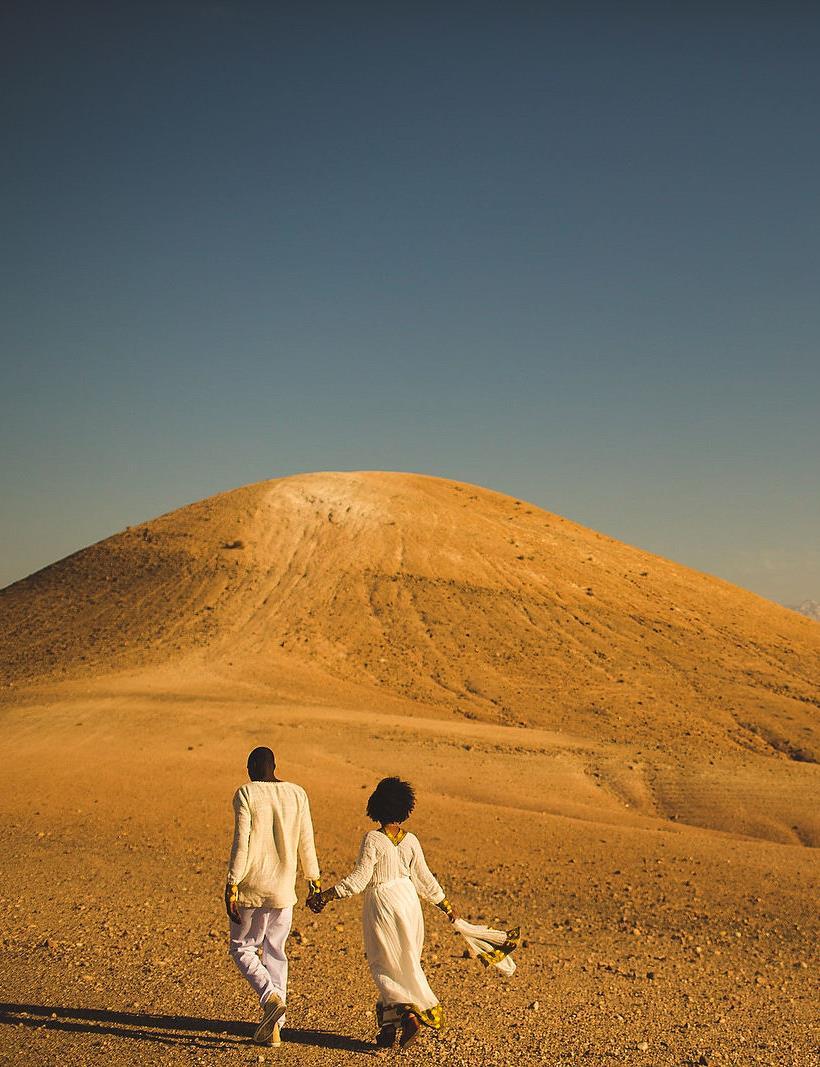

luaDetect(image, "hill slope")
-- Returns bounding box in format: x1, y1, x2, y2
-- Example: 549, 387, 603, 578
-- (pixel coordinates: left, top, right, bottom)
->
2, 472, 818, 755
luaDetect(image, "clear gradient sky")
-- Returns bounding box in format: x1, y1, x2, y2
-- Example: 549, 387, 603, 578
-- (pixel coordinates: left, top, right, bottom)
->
2, 3, 818, 604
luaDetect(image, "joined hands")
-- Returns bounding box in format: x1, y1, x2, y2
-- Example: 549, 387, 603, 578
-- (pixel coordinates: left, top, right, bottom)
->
306, 887, 336, 913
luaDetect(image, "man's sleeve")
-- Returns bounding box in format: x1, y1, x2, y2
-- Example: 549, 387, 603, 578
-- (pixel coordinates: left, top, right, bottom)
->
226, 788, 251, 885
298, 792, 320, 882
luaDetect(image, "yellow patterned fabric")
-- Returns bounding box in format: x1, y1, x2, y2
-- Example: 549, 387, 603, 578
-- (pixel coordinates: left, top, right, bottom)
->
380, 825, 407, 845
453, 919, 521, 976
475, 926, 520, 967
377, 1001, 444, 1030
416, 1003, 444, 1029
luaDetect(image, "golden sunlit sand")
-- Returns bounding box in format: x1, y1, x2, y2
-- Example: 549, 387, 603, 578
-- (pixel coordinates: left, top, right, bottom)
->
1, 473, 817, 1065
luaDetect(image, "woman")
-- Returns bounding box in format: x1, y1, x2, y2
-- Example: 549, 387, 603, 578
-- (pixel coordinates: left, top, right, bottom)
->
311, 777, 457, 1049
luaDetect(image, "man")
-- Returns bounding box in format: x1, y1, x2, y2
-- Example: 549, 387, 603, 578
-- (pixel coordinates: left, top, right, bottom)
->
225, 746, 321, 1046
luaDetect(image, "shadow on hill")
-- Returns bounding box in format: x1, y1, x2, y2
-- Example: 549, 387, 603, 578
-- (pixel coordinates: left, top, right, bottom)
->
0, 1002, 375, 1054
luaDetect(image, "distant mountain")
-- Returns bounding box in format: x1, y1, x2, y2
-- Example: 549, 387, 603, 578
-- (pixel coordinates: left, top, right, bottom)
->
789, 599, 820, 622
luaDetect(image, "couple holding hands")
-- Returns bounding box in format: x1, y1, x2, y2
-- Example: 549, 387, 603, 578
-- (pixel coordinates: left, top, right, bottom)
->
225, 746, 518, 1050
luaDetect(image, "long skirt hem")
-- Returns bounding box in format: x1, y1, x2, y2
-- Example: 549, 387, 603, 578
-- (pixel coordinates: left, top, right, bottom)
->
376, 1001, 444, 1030
363, 878, 439, 1018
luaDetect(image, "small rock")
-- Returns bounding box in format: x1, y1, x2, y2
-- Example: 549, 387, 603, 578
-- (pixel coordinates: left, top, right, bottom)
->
637, 1040, 649, 1051
528, 1001, 540, 1011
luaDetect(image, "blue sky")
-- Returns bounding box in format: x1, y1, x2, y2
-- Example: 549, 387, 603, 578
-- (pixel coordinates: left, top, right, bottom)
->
2, 3, 818, 603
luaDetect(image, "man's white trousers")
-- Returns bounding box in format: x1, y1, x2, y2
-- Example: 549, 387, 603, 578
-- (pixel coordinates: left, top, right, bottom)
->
229, 905, 293, 1017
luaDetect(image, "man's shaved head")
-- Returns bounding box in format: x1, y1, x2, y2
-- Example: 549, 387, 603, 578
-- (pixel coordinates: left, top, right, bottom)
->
247, 746, 276, 781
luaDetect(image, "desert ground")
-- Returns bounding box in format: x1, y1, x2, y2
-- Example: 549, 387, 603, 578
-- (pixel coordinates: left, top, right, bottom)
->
1, 472, 818, 1066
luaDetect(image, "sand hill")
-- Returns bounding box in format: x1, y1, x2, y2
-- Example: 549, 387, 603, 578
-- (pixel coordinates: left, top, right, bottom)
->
1, 473, 818, 1066
2, 471, 818, 846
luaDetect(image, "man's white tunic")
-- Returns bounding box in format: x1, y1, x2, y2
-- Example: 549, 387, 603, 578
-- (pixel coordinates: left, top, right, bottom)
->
227, 780, 320, 908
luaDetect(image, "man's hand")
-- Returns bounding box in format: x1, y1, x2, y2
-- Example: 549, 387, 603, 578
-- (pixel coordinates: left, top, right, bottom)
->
307, 889, 329, 913
304, 879, 322, 913
224, 882, 240, 924
437, 897, 458, 923
306, 878, 323, 913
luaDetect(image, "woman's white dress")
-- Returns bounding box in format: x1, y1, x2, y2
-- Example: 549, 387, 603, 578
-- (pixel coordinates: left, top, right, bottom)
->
333, 829, 445, 1020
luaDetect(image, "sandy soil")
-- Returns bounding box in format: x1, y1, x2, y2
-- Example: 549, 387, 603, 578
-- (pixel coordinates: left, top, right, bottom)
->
0, 473, 818, 1065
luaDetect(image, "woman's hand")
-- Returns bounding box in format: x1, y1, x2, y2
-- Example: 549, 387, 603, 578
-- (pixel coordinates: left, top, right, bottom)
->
436, 897, 457, 922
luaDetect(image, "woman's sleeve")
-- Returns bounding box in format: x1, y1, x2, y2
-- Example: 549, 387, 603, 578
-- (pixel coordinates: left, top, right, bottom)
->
334, 834, 378, 898
408, 836, 446, 904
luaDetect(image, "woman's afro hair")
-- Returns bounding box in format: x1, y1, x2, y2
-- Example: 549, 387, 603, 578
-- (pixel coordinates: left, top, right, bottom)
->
366, 777, 416, 824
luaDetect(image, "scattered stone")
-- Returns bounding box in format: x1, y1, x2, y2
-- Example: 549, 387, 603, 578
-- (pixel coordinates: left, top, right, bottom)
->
637, 1040, 649, 1051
